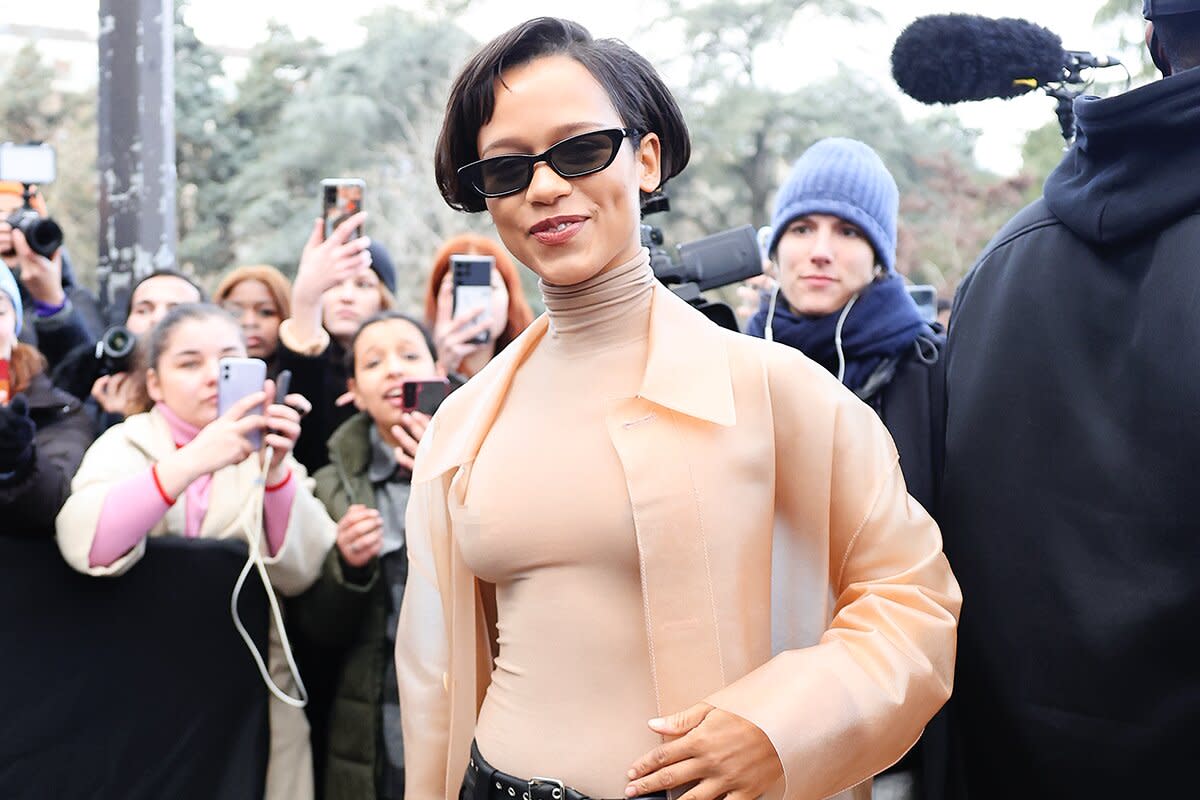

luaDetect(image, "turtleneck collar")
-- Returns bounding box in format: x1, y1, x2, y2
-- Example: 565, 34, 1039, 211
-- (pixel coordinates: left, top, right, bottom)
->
539, 247, 654, 352
155, 402, 203, 447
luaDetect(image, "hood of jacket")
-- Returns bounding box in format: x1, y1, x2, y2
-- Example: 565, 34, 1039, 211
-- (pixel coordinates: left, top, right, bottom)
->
1044, 65, 1200, 245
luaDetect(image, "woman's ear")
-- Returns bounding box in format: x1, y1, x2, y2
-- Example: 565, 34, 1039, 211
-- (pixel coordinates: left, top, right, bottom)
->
145, 368, 163, 405
637, 132, 663, 194
345, 377, 367, 412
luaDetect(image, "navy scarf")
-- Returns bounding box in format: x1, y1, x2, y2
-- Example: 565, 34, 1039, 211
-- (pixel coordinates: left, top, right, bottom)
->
746, 274, 929, 391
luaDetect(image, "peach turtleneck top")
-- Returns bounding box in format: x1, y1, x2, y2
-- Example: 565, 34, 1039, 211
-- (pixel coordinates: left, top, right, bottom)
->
459, 249, 660, 797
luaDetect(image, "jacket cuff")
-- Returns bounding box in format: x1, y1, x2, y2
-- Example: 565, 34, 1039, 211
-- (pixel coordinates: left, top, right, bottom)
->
32, 297, 73, 329
278, 318, 330, 357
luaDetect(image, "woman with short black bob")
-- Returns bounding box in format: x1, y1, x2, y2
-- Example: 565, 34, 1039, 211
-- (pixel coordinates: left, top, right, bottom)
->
398, 17, 961, 800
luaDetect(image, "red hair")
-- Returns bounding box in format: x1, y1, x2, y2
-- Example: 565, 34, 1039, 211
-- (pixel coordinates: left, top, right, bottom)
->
7, 343, 47, 394
423, 234, 535, 353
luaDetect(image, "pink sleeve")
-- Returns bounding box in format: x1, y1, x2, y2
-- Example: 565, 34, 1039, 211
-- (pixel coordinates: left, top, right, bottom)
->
262, 471, 298, 557
89, 469, 172, 567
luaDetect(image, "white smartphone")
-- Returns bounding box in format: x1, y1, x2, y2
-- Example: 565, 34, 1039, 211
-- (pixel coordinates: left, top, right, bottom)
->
451, 254, 495, 345
217, 357, 267, 450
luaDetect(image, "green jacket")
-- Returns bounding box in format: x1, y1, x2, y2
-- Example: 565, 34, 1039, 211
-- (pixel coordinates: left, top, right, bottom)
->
291, 412, 391, 800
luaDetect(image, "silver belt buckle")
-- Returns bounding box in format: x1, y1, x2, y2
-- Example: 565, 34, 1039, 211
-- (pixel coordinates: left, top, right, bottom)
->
527, 776, 565, 800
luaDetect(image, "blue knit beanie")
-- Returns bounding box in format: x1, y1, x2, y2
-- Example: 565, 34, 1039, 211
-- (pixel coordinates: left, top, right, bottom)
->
768, 138, 899, 272
0, 262, 22, 337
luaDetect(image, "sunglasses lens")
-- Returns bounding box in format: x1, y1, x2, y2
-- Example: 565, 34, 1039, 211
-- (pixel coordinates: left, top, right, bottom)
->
477, 157, 531, 196
550, 132, 618, 176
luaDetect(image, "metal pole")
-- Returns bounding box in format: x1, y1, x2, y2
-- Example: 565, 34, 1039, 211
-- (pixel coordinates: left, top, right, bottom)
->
96, 0, 175, 323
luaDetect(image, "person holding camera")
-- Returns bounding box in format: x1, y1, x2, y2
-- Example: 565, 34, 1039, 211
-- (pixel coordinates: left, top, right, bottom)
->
0, 263, 91, 538
52, 269, 203, 431
280, 215, 398, 473
422, 233, 534, 385
0, 183, 102, 370
287, 311, 439, 800
56, 302, 335, 800
214, 264, 292, 378
397, 17, 960, 800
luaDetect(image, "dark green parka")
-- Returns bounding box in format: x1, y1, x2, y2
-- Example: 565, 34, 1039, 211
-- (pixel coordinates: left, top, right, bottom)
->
291, 412, 396, 800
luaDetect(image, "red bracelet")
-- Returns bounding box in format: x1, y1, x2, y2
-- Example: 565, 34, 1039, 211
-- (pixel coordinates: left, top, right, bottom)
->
265, 469, 293, 492
150, 464, 176, 506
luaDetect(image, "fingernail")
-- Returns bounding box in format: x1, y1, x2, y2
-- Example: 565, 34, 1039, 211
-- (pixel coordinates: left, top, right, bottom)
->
648, 717, 664, 727
624, 788, 637, 798
626, 769, 636, 780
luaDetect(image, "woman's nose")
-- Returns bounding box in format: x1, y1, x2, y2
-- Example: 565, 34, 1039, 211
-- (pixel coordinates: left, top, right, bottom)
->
525, 161, 571, 204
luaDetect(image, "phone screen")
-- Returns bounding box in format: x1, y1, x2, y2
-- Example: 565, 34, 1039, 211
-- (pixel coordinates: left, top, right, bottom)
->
452, 255, 495, 345
322, 179, 364, 240
402, 379, 451, 416
217, 358, 267, 450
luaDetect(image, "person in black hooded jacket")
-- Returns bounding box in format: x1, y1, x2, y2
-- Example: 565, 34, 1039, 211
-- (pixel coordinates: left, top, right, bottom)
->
1, 263, 91, 538
940, 4, 1200, 797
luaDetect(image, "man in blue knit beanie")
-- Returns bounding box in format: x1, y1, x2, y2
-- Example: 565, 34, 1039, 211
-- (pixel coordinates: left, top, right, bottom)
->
766, 137, 898, 274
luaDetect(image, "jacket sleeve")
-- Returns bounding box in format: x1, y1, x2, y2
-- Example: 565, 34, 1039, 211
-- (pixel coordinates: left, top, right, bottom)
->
396, 468, 453, 800
258, 458, 337, 597
0, 401, 95, 536
706, 389, 962, 800
55, 422, 156, 576
32, 300, 94, 371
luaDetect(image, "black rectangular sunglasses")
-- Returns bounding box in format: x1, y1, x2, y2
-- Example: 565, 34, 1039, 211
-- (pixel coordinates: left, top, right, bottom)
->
457, 127, 639, 198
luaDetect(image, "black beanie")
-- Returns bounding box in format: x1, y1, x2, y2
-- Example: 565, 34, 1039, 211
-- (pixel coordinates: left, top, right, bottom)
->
367, 241, 397, 294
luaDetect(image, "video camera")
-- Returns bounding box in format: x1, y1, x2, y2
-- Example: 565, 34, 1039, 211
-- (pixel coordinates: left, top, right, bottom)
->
640, 193, 763, 332
0, 142, 64, 259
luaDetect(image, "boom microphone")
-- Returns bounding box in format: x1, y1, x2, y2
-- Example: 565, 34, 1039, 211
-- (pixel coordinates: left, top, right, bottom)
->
892, 14, 1069, 104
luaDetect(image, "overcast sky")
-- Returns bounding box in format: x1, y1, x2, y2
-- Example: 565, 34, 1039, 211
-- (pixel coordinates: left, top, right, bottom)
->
15, 0, 1139, 173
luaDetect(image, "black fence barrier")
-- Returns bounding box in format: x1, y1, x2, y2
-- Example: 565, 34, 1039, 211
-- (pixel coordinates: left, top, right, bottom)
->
0, 536, 269, 800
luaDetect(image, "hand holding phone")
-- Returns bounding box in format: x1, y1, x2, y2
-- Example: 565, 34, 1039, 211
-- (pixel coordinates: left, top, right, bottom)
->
322, 178, 365, 241
402, 378, 451, 417
451, 255, 495, 346
218, 358, 268, 450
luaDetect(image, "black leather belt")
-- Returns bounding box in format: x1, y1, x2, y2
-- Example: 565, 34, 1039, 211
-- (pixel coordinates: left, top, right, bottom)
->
462, 740, 667, 800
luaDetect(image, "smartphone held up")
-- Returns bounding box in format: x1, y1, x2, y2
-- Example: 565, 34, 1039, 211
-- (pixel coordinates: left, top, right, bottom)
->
322, 178, 365, 240
217, 358, 267, 450
451, 254, 495, 345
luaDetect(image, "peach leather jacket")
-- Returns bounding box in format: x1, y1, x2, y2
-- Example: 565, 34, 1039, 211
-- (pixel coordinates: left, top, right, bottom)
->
397, 284, 962, 800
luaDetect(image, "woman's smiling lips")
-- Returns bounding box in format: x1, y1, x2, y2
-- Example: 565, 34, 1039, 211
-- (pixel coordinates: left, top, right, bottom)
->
529, 215, 588, 245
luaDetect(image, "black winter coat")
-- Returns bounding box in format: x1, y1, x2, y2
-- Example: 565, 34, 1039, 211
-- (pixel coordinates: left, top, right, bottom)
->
280, 337, 354, 474
0, 372, 92, 537
941, 65, 1200, 798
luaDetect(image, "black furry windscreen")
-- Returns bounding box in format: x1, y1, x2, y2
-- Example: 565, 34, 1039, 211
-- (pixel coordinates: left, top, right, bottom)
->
892, 14, 1066, 104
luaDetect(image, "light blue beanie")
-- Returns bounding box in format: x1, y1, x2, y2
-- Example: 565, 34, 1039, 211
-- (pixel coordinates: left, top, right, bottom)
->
768, 138, 899, 272
0, 262, 22, 337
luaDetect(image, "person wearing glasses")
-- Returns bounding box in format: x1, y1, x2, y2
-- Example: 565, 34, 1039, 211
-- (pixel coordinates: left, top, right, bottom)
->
397, 17, 961, 800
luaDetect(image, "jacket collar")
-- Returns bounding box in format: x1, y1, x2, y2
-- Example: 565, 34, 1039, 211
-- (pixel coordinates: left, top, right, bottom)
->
414, 283, 735, 482
326, 411, 375, 477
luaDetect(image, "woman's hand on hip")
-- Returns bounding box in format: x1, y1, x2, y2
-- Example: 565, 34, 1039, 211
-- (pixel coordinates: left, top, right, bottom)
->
624, 702, 783, 800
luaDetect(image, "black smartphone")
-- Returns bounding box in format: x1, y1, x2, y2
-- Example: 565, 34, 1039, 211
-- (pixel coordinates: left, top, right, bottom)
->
321, 178, 365, 240
451, 254, 495, 345
402, 379, 451, 417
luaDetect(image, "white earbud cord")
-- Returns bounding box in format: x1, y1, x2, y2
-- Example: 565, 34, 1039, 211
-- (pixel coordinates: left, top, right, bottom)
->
229, 444, 308, 709
834, 291, 861, 385
766, 282, 860, 386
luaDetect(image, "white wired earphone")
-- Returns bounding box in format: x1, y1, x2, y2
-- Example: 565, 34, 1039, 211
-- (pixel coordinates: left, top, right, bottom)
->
229, 442, 309, 709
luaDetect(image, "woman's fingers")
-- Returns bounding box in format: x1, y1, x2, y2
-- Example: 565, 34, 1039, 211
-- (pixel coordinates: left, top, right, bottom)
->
224, 390, 267, 420
647, 703, 714, 736
283, 393, 312, 417
330, 211, 368, 245
391, 422, 419, 458
624, 757, 708, 798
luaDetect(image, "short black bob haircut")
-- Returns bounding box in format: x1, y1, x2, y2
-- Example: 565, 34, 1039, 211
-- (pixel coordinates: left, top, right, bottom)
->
435, 17, 691, 213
